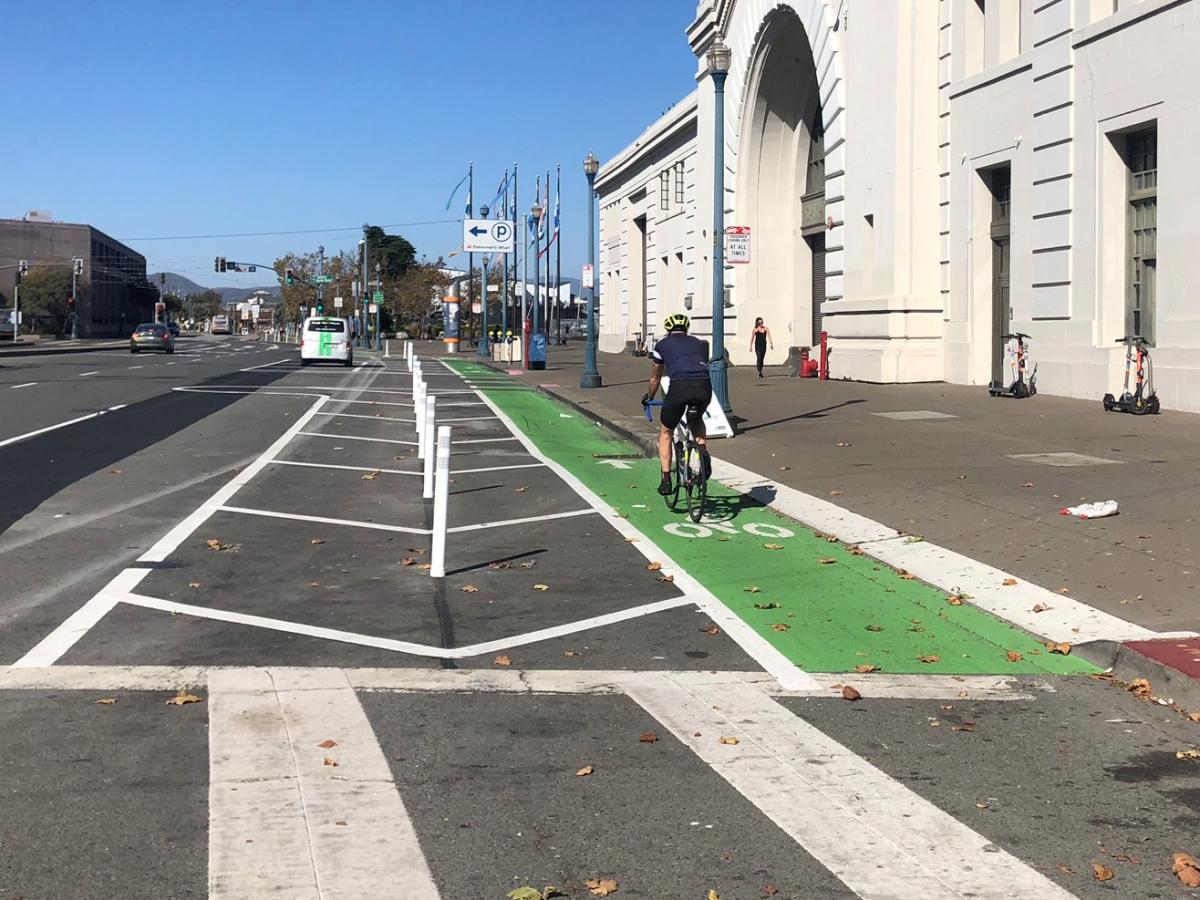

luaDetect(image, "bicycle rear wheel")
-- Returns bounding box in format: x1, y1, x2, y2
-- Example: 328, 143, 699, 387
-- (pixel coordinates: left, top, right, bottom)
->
685, 443, 707, 523
663, 441, 683, 511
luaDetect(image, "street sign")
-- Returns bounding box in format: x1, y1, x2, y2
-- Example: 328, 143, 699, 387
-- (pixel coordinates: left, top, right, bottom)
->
368, 303, 379, 314
313, 275, 333, 284
726, 226, 751, 264
582, 264, 594, 290
372, 291, 384, 302
463, 218, 515, 254
333, 297, 344, 309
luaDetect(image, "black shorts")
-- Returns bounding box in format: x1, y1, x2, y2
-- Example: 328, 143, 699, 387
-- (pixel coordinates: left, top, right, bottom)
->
661, 379, 712, 431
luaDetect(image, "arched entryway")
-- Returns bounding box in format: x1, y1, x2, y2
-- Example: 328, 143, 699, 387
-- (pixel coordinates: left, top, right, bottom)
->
734, 6, 826, 357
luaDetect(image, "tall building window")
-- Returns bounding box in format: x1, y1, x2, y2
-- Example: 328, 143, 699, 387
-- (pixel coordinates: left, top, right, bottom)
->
660, 171, 670, 211
1126, 126, 1157, 344
674, 163, 685, 204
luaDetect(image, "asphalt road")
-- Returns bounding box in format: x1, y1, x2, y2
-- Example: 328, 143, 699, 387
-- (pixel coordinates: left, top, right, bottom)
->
1, 339, 1197, 900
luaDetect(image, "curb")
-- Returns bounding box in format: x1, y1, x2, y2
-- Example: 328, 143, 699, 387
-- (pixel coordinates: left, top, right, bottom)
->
1110, 639, 1200, 712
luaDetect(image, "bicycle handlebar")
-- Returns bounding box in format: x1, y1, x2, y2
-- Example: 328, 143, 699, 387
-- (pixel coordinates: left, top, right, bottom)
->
643, 399, 663, 421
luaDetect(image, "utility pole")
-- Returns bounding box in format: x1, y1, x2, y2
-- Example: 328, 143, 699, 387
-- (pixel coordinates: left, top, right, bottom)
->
317, 245, 326, 313
71, 257, 83, 339
374, 261, 382, 350
466, 162, 475, 351
14, 260, 27, 341
361, 225, 370, 349
555, 163, 562, 346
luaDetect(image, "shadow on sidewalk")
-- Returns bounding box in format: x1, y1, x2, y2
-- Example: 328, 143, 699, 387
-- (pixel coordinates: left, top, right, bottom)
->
737, 398, 868, 433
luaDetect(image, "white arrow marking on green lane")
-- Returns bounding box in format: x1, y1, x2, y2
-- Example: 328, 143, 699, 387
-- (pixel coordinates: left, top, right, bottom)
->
597, 459, 634, 470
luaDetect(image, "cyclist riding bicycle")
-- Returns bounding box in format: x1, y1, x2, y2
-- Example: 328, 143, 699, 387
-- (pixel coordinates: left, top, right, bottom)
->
641, 313, 713, 496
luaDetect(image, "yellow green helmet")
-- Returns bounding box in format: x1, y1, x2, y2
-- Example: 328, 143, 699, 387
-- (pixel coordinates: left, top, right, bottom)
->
663, 313, 690, 333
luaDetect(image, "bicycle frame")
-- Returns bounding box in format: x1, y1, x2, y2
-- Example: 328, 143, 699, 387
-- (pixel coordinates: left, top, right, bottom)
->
645, 399, 709, 522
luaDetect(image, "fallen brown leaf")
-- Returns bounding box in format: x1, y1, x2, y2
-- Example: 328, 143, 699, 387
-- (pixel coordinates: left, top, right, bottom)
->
1055, 864, 1074, 875
854, 664, 880, 674
896, 569, 916, 580
1176, 749, 1200, 761
818, 557, 837, 565
929, 720, 942, 727
1002, 578, 1018, 586
564, 650, 579, 657
744, 585, 762, 594
700, 625, 721, 635
946, 595, 964, 606
360, 470, 379, 481
1189, 711, 1200, 723
1128, 677, 1152, 699
1032, 603, 1049, 613
532, 583, 550, 591
1173, 852, 1200, 888
707, 891, 720, 900
753, 601, 781, 610
459, 584, 480, 593
842, 685, 861, 701
188, 581, 201, 588
836, 441, 852, 448
763, 543, 785, 550
205, 538, 226, 551
849, 545, 865, 556
657, 574, 675, 583
1058, 587, 1071, 595
865, 624, 884, 632
916, 654, 940, 664
310, 538, 326, 545
830, 489, 844, 497
165, 690, 202, 706
575, 765, 594, 777
639, 732, 658, 744
824, 534, 838, 543
323, 756, 339, 768
1045, 641, 1072, 655
585, 877, 619, 896
1092, 862, 1114, 882
771, 623, 790, 632
94, 698, 117, 705
952, 722, 976, 733
1006, 651, 1023, 663
514, 485, 529, 493
646, 561, 662, 571
1023, 482, 1035, 488
317, 739, 337, 749
494, 655, 513, 667
762, 886, 780, 897
718, 736, 740, 746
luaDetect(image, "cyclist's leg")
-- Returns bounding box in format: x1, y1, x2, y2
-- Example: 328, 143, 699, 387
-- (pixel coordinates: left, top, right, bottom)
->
659, 387, 687, 494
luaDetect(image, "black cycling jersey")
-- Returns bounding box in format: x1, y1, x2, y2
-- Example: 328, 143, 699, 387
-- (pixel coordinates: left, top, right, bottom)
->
650, 332, 710, 382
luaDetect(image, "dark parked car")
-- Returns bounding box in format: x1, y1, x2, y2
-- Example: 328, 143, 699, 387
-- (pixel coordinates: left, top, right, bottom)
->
167, 322, 180, 338
130, 323, 174, 354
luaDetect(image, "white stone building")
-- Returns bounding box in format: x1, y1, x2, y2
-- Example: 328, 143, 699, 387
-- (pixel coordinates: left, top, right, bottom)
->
596, 0, 1200, 410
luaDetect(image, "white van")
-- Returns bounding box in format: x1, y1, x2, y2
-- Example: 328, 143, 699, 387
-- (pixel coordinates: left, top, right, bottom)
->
300, 316, 353, 367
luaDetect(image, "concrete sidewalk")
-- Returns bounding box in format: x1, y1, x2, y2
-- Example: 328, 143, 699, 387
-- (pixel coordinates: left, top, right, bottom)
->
468, 341, 1198, 646
0, 336, 128, 357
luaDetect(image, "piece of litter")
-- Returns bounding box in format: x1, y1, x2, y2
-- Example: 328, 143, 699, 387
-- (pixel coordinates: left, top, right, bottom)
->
1060, 500, 1119, 519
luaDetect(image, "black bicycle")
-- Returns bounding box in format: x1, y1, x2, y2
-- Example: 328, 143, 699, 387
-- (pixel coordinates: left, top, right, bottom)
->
644, 399, 708, 522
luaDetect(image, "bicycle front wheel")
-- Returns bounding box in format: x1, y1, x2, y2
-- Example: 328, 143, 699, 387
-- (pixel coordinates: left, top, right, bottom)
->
685, 444, 707, 523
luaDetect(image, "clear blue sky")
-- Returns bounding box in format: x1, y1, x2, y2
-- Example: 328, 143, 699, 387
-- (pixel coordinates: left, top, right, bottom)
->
0, 1, 697, 288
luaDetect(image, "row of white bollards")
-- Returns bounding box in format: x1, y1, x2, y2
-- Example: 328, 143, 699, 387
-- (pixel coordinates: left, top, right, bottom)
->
408, 350, 451, 578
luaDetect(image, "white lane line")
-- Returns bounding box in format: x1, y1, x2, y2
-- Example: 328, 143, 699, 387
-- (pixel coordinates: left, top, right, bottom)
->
270, 460, 420, 477
239, 357, 295, 372
448, 595, 696, 657
444, 359, 818, 692
12, 568, 151, 668
127, 365, 144, 370
451, 462, 546, 475
140, 394, 331, 563
79, 370, 100, 377
452, 436, 518, 445
9, 382, 37, 389
440, 415, 500, 423
623, 675, 1075, 900
123, 595, 447, 658
299, 431, 417, 447
0, 406, 124, 450
445, 508, 597, 534
218, 505, 430, 535
711, 456, 1193, 645
0, 665, 207, 691
314, 411, 416, 424
858, 536, 1174, 644
209, 668, 440, 899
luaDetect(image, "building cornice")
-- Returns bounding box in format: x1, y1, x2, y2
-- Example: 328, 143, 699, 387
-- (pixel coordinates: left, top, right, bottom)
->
594, 91, 699, 195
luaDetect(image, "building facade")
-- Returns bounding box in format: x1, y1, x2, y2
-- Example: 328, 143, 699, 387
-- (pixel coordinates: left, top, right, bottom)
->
597, 0, 1200, 410
0, 219, 157, 337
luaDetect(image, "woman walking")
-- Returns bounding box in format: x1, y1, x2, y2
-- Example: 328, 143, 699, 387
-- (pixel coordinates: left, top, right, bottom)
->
750, 317, 773, 377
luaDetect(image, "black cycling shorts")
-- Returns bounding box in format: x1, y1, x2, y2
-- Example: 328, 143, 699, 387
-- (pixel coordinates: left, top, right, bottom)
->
661, 379, 712, 431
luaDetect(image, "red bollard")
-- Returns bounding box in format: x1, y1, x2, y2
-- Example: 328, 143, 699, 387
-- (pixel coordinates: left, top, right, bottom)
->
523, 317, 531, 369
819, 330, 829, 381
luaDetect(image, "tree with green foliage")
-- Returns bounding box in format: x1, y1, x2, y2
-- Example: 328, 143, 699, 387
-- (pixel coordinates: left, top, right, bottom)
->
16, 267, 73, 335
364, 226, 416, 281
183, 290, 224, 322
161, 292, 185, 318
272, 249, 358, 323
390, 260, 451, 334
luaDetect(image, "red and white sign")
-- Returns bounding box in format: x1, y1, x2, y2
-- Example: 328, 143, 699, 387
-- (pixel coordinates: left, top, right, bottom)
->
582, 263, 594, 290
368, 303, 379, 314
725, 226, 751, 264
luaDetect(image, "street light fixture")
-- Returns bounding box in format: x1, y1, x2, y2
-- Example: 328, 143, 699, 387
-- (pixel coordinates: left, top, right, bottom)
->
706, 36, 733, 414
581, 151, 602, 389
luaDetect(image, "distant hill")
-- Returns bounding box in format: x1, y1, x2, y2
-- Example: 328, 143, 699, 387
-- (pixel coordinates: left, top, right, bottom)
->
150, 272, 281, 304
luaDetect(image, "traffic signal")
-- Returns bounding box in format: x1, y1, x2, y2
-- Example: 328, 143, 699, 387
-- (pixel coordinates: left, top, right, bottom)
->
214, 256, 227, 273
316, 303, 324, 315
285, 268, 295, 285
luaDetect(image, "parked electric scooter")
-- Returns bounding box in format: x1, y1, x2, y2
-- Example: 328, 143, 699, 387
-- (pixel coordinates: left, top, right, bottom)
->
988, 332, 1037, 399
1103, 335, 1159, 415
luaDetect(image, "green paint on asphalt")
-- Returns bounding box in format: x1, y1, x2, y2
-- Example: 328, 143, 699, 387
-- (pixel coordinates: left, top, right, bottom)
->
448, 360, 1096, 676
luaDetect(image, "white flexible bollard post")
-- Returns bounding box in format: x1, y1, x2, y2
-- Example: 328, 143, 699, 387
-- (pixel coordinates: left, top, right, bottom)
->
405, 341, 412, 370
422, 395, 437, 499
415, 382, 427, 453
429, 426, 451, 577
384, 339, 391, 358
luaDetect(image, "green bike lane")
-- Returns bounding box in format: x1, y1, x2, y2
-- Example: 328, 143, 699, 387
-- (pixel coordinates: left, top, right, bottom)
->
447, 360, 1095, 676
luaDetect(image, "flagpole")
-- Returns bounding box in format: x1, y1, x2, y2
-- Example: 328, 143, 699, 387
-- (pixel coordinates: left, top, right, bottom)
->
543, 169, 550, 340
555, 163, 562, 347
467, 161, 474, 349
502, 166, 511, 352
